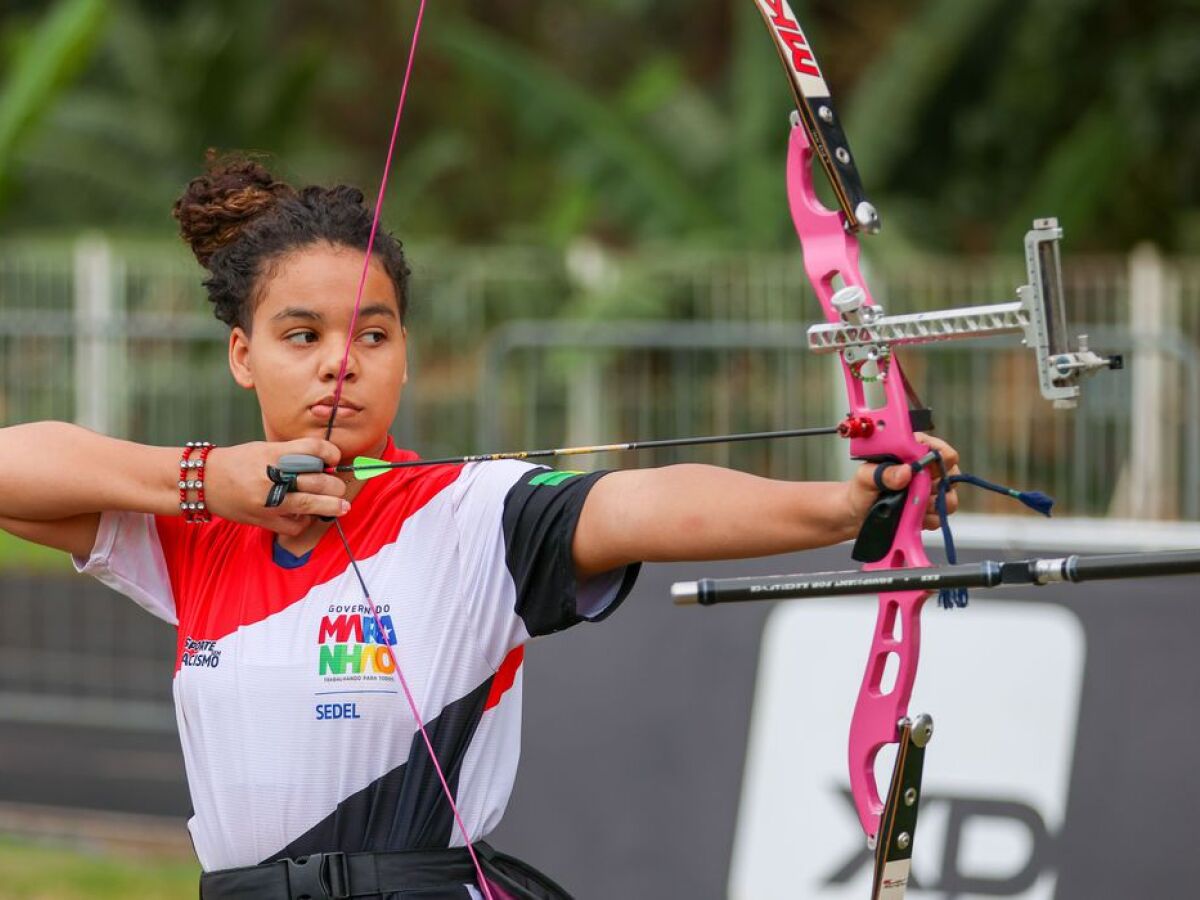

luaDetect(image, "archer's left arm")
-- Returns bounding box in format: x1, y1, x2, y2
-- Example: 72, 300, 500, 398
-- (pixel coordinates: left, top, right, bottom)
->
572, 437, 959, 579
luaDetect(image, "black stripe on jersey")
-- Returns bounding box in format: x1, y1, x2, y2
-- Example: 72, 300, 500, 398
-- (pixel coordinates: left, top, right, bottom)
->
501, 468, 639, 637
265, 676, 491, 867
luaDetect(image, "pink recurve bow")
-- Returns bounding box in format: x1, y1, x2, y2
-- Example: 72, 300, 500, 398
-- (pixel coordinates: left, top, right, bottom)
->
707, 2, 1122, 896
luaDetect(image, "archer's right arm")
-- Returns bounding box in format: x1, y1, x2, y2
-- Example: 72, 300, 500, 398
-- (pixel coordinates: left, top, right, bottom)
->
0, 422, 349, 557
0, 422, 182, 557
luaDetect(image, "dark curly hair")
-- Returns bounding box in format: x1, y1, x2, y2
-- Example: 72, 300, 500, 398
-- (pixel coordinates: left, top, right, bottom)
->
173, 151, 411, 331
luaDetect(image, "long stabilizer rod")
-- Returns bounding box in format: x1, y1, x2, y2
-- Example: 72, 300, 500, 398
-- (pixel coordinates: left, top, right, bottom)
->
671, 549, 1200, 605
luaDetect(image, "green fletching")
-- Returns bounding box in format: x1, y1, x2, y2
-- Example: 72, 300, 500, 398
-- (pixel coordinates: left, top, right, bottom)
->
351, 457, 392, 480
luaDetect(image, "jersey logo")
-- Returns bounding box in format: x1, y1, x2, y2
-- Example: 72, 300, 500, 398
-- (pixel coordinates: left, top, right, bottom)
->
180, 636, 222, 668
317, 610, 397, 677
528, 470, 583, 487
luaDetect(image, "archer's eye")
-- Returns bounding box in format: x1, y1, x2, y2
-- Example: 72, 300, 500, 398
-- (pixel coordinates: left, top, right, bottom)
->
285, 330, 319, 345
360, 330, 387, 344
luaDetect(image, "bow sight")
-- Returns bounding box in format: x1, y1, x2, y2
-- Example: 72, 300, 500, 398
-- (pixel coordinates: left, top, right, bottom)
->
806, 216, 1124, 411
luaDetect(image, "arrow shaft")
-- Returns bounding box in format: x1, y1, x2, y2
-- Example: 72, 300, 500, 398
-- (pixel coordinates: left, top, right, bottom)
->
337, 425, 841, 473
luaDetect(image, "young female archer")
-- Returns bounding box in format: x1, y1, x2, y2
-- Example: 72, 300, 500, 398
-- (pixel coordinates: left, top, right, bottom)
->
0, 156, 959, 900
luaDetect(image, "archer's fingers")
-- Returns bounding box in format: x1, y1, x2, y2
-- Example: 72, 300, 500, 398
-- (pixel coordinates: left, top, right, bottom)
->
251, 511, 309, 538
278, 514, 310, 538
290, 473, 348, 500
857, 461, 911, 493
925, 486, 959, 515
275, 491, 351, 521
921, 481, 959, 529
282, 438, 344, 469
914, 433, 960, 475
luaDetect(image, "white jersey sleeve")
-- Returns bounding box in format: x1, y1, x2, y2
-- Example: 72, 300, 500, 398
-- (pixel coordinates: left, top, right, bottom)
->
72, 510, 177, 624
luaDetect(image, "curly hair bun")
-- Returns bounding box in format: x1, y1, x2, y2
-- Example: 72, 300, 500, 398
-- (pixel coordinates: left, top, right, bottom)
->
173, 151, 296, 268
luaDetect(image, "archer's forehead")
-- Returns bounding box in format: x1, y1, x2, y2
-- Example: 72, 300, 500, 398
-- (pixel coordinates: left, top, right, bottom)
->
254, 245, 400, 324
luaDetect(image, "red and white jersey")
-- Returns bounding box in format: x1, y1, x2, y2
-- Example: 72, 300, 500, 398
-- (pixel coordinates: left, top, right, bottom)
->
74, 438, 637, 872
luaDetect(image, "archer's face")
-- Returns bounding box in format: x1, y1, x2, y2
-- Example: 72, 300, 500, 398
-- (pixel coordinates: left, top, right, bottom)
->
228, 242, 407, 460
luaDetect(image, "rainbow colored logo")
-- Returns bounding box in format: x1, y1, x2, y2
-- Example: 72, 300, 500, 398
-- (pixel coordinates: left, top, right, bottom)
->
318, 613, 397, 676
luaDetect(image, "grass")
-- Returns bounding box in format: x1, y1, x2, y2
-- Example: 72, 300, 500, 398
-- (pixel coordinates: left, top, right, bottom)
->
0, 532, 73, 572
0, 838, 199, 899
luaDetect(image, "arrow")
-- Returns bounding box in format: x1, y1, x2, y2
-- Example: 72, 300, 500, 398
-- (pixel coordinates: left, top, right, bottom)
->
333, 425, 841, 479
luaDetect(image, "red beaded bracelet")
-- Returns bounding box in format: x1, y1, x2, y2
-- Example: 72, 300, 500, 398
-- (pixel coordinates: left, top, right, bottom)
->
179, 441, 215, 524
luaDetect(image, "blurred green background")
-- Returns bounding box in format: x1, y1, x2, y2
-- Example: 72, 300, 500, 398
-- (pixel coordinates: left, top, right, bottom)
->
3, 0, 1194, 534
0, 2, 1197, 895
3, 0, 1197, 254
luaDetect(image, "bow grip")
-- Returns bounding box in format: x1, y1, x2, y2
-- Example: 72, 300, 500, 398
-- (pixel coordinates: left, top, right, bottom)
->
852, 450, 943, 563
852, 488, 907, 563
852, 456, 907, 563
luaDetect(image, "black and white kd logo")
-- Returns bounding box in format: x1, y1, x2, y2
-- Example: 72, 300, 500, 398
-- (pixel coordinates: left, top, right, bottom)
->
825, 789, 1055, 898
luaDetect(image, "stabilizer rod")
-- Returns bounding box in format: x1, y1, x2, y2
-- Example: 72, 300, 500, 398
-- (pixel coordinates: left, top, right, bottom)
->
671, 549, 1200, 606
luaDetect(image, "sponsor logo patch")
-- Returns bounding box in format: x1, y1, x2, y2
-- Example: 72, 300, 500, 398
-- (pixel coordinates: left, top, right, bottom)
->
528, 470, 583, 487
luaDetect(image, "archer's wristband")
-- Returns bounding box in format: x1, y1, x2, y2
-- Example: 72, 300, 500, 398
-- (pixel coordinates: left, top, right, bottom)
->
179, 441, 215, 524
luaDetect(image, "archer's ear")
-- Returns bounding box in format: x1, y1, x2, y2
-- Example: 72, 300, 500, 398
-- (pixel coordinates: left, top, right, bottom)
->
229, 327, 255, 389
400, 325, 408, 385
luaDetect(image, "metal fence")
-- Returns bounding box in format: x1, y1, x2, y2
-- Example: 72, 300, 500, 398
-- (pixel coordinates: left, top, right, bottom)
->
1, 236, 1196, 516
0, 235, 1198, 727
475, 319, 1200, 521
0, 238, 578, 453
0, 573, 176, 729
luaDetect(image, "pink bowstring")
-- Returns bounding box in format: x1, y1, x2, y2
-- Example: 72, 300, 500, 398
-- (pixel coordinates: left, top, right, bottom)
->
325, 0, 427, 443
323, 3, 497, 897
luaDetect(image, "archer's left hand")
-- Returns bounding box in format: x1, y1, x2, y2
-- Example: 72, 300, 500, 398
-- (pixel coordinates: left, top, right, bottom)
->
847, 434, 961, 531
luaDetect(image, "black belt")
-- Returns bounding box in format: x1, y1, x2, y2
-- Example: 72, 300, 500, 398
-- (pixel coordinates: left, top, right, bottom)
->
199, 843, 488, 899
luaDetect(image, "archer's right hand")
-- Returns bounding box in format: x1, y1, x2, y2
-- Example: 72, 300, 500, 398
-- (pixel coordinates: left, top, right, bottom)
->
203, 439, 349, 536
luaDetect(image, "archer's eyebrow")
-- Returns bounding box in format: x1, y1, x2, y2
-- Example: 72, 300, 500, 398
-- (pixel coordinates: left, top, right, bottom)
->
271, 303, 399, 323
354, 303, 399, 321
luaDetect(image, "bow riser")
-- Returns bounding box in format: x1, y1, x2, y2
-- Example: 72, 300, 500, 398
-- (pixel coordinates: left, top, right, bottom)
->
786, 126, 926, 464
786, 120, 933, 842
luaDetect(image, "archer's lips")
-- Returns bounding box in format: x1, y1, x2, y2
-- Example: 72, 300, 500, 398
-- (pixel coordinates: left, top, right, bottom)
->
309, 401, 362, 420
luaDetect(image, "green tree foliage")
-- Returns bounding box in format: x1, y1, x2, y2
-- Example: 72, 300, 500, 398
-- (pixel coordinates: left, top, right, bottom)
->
0, 0, 1195, 251
850, 0, 1200, 252
0, 0, 107, 208
1, 0, 327, 230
